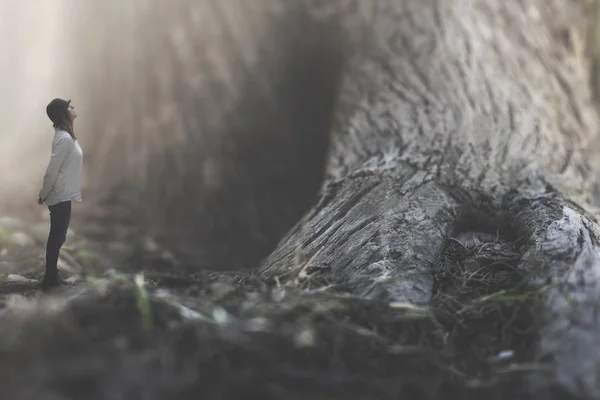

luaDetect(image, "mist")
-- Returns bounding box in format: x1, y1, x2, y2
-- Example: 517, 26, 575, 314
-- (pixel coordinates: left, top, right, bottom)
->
0, 1, 74, 211
0, 1, 336, 269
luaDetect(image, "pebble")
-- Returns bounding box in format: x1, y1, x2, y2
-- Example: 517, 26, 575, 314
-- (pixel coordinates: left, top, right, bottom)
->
6, 274, 37, 283
488, 350, 515, 364
66, 275, 81, 283
294, 328, 316, 348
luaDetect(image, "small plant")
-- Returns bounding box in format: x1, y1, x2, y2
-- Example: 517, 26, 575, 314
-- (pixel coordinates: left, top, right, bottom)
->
134, 273, 153, 332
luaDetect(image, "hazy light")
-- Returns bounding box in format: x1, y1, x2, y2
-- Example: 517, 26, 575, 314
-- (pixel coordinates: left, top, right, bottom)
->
0, 1, 69, 209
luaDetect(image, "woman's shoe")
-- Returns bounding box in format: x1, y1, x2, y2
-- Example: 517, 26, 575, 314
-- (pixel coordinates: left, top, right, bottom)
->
40, 275, 66, 292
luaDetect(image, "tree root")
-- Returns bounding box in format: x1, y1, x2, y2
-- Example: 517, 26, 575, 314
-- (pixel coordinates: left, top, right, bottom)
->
260, 172, 600, 398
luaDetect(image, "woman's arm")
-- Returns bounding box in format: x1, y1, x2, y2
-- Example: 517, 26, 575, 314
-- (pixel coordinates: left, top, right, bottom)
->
38, 137, 70, 202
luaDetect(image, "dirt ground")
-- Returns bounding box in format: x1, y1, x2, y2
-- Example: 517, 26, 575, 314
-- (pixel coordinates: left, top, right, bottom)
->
0, 198, 578, 400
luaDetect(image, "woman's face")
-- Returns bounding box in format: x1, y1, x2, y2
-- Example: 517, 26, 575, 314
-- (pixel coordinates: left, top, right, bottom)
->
68, 104, 78, 121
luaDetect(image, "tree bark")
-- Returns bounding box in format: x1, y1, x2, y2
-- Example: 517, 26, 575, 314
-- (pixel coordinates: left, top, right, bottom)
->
258, 0, 600, 397
62, 0, 600, 397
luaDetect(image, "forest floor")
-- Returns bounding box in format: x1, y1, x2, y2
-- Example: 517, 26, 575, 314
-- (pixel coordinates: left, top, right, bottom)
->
0, 200, 579, 400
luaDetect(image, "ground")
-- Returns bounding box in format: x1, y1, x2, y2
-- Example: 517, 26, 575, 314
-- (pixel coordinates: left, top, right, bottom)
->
0, 199, 576, 400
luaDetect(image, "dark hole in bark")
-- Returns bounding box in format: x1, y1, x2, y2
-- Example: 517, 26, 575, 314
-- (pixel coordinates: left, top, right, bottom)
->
429, 208, 540, 381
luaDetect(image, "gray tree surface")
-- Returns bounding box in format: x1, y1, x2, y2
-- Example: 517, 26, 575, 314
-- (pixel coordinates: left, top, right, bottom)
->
3, 0, 600, 399
261, 0, 600, 395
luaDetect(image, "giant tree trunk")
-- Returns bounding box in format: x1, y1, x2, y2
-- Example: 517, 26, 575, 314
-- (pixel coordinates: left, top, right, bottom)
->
256, 0, 600, 396
20, 0, 600, 398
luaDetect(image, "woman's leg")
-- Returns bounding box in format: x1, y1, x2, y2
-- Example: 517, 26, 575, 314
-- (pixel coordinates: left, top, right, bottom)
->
42, 201, 72, 287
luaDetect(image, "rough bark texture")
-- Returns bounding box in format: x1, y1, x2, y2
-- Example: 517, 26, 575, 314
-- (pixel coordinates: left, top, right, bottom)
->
3, 0, 600, 399
257, 0, 600, 395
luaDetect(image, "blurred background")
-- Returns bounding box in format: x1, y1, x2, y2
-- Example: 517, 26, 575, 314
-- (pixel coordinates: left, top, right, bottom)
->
0, 0, 344, 271
7, 0, 600, 274
0, 2, 73, 208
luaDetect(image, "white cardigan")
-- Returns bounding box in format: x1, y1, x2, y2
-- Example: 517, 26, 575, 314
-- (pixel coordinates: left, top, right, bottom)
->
39, 128, 83, 206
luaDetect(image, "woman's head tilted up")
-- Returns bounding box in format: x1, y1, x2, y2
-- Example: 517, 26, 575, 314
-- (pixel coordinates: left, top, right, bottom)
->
46, 98, 78, 140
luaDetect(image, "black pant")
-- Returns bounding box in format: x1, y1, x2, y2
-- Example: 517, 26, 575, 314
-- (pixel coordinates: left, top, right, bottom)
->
44, 201, 72, 280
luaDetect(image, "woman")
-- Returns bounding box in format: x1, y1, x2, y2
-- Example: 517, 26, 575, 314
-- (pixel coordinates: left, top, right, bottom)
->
38, 98, 83, 291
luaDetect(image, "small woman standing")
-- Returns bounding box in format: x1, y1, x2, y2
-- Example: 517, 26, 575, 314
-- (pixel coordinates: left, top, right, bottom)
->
38, 98, 83, 291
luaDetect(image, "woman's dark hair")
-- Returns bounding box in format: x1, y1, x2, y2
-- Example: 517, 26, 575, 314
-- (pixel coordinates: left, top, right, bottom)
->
46, 98, 77, 140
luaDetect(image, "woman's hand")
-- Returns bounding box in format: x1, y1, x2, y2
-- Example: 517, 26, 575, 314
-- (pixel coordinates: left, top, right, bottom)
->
38, 196, 44, 205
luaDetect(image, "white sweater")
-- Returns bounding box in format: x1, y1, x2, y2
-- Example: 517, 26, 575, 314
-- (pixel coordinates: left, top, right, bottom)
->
39, 128, 83, 206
